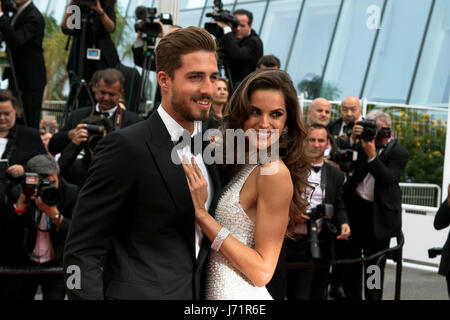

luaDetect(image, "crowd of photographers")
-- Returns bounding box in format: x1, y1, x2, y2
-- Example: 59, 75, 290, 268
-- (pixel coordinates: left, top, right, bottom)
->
0, 0, 448, 301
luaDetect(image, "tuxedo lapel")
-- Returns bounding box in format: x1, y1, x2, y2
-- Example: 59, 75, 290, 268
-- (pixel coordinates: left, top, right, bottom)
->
145, 113, 196, 259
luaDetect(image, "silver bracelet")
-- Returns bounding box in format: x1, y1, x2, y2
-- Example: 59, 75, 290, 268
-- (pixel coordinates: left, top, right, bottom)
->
211, 227, 230, 252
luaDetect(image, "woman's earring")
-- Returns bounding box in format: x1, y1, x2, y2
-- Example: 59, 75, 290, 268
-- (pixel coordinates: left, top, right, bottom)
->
282, 127, 288, 136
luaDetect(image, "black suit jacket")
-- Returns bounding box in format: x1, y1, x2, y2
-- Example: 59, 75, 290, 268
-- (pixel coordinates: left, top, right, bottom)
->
221, 29, 263, 87
345, 139, 409, 239
0, 3, 46, 90
48, 106, 143, 155
434, 201, 450, 276
63, 112, 221, 300
327, 118, 343, 137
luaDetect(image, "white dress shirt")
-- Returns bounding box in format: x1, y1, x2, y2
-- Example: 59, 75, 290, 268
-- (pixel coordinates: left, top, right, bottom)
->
157, 106, 213, 258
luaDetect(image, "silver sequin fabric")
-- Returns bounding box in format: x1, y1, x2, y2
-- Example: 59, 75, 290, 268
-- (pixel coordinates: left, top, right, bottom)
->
205, 164, 273, 300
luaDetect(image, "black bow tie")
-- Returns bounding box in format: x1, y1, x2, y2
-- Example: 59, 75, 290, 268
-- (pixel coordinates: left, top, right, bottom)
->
93, 111, 110, 118
312, 166, 322, 173
175, 132, 203, 156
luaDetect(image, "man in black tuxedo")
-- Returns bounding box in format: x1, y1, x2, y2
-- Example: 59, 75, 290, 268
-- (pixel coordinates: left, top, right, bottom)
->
0, 0, 47, 129
63, 26, 221, 300
342, 110, 408, 300
48, 68, 143, 155
286, 124, 350, 300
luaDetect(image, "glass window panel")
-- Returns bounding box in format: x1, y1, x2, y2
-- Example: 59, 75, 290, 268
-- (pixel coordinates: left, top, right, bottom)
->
286, 0, 341, 96
321, 0, 383, 101
34, 0, 50, 13
362, 0, 432, 103
259, 0, 303, 69
180, 0, 207, 10
46, 0, 69, 23
179, 9, 204, 27
410, 0, 450, 108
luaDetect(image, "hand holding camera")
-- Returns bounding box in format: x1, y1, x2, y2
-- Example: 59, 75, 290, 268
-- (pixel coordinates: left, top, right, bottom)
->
68, 123, 88, 146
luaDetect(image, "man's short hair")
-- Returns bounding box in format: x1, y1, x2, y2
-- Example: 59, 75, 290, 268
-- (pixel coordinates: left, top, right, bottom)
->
307, 123, 328, 134
257, 55, 280, 69
366, 110, 392, 127
0, 89, 20, 115
155, 26, 217, 79
98, 68, 125, 91
233, 9, 253, 25
26, 155, 60, 176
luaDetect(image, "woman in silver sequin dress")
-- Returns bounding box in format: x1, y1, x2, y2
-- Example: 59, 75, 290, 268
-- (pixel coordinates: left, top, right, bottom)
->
182, 69, 311, 300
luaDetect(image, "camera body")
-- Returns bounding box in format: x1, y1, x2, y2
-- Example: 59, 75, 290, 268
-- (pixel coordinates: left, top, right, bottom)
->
305, 204, 334, 259
306, 203, 334, 221
345, 119, 377, 142
22, 173, 59, 206
329, 149, 358, 172
134, 6, 173, 38
83, 124, 105, 151
204, 0, 239, 37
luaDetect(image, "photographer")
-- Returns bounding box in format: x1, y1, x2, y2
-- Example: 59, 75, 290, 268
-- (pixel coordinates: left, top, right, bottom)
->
2, 155, 78, 300
327, 96, 362, 149
58, 115, 112, 187
286, 124, 350, 300
214, 8, 263, 88
0, 0, 47, 129
342, 110, 408, 300
434, 183, 450, 298
0, 89, 46, 213
62, 0, 120, 108
48, 68, 143, 156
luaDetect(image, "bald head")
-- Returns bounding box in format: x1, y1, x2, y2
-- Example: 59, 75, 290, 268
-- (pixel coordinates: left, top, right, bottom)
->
307, 98, 331, 126
340, 96, 361, 124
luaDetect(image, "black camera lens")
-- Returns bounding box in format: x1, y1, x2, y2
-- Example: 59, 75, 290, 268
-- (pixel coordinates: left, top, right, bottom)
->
37, 179, 59, 206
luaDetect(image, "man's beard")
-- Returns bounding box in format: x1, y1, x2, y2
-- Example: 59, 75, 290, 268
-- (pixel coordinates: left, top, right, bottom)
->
171, 87, 210, 122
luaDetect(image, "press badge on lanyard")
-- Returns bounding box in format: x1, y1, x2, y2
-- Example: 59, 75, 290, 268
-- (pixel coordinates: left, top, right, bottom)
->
87, 48, 101, 61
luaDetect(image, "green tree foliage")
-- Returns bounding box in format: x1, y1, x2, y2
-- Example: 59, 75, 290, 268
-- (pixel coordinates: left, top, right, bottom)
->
42, 13, 69, 101
369, 106, 446, 187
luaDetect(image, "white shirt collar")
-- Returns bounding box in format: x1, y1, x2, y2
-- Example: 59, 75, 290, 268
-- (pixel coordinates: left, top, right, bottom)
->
157, 105, 202, 142
95, 104, 117, 118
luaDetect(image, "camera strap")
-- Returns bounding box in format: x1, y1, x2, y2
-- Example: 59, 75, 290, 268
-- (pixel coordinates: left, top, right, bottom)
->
113, 107, 124, 129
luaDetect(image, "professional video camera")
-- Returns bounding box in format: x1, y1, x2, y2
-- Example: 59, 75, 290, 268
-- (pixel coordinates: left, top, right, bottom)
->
204, 0, 239, 38
22, 173, 60, 206
344, 119, 377, 142
329, 148, 358, 172
82, 124, 105, 151
306, 204, 334, 259
134, 6, 173, 38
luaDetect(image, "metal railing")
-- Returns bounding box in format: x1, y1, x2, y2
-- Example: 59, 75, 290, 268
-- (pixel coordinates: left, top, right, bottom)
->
400, 183, 441, 208
288, 232, 405, 300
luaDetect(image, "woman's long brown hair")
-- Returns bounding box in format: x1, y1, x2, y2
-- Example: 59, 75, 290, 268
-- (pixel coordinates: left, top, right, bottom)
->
220, 69, 311, 237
